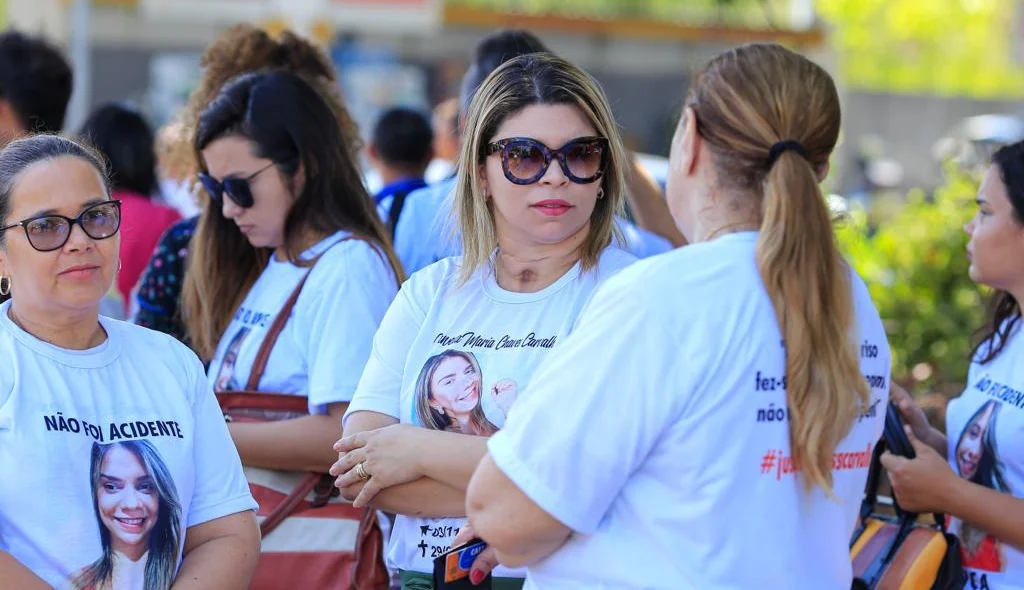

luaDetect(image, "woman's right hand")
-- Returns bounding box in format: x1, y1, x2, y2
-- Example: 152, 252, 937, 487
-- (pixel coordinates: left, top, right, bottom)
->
889, 383, 936, 443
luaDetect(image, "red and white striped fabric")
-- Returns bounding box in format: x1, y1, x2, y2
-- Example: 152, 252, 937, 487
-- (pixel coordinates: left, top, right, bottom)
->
246, 466, 377, 590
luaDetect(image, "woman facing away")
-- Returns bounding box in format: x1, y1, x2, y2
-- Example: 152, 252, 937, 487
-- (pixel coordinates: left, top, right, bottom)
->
462, 43, 892, 589
331, 53, 639, 589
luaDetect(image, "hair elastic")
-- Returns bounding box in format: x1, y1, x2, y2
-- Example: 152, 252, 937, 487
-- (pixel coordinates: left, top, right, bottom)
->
767, 140, 808, 167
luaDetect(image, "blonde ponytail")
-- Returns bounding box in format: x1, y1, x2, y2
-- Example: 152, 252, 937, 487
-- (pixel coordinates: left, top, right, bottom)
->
687, 43, 868, 495
758, 150, 869, 494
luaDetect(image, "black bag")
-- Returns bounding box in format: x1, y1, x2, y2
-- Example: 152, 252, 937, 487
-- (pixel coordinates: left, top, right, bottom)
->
849, 402, 963, 589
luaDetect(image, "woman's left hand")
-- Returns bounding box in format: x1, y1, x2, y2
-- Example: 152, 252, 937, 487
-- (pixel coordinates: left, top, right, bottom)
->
330, 424, 427, 507
880, 426, 959, 514
451, 523, 500, 586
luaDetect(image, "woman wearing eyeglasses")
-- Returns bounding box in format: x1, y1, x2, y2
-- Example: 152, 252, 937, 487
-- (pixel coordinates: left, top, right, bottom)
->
330, 53, 637, 589
0, 135, 258, 589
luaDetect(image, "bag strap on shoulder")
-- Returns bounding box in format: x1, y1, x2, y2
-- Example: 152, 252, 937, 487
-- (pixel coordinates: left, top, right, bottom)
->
244, 237, 354, 391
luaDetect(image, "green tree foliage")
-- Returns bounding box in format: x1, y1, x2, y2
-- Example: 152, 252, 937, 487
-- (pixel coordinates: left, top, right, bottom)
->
816, 0, 1024, 97
836, 164, 987, 395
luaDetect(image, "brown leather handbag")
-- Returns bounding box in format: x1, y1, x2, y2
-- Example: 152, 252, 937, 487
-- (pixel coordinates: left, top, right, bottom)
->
217, 250, 389, 590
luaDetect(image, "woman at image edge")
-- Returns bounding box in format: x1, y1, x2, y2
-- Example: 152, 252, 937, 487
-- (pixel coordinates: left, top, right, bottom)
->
463, 43, 892, 588
331, 53, 638, 589
0, 135, 258, 589
885, 140, 1024, 590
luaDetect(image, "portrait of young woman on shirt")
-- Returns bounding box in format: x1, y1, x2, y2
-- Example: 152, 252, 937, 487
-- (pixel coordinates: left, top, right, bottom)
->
0, 135, 258, 590
182, 69, 402, 476
462, 43, 891, 589
331, 53, 638, 589
885, 140, 1024, 590
69, 440, 183, 590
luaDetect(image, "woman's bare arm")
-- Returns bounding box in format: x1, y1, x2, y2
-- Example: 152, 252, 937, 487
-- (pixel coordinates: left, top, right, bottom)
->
172, 511, 261, 590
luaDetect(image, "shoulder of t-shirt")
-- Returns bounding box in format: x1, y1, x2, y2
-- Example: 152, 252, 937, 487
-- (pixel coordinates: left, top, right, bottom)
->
589, 246, 639, 283
106, 319, 206, 396
970, 316, 1022, 365
305, 235, 396, 290
398, 256, 463, 311
402, 179, 455, 225
613, 235, 749, 289
844, 262, 889, 345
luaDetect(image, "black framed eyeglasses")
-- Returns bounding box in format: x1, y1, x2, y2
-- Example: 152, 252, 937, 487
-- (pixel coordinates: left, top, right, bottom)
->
198, 162, 275, 209
0, 200, 122, 252
485, 136, 609, 185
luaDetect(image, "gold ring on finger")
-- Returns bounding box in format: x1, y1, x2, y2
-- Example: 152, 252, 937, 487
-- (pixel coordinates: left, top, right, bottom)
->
355, 461, 370, 481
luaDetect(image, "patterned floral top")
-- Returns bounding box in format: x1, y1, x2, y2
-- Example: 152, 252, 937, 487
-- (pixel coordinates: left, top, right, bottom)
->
132, 216, 198, 344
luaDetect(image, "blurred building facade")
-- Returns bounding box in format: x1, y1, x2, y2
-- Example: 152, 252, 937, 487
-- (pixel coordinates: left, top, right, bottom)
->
5, 0, 1019, 194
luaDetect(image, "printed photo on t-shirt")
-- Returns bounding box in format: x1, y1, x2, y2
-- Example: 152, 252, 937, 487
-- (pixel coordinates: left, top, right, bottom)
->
412, 349, 518, 436
954, 400, 1010, 572
66, 440, 182, 590
213, 327, 251, 393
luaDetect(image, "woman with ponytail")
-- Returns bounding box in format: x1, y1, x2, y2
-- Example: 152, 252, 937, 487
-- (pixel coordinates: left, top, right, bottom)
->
462, 43, 891, 589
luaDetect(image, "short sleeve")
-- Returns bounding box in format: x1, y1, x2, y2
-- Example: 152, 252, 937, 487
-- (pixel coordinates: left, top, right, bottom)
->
487, 277, 684, 534
343, 272, 430, 425
393, 182, 459, 275
186, 357, 257, 527
298, 243, 398, 411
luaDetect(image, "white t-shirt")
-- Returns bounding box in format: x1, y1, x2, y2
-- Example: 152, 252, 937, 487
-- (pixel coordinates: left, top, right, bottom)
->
345, 247, 638, 576
487, 231, 891, 590
946, 321, 1024, 590
0, 301, 256, 589
380, 178, 671, 275
207, 232, 398, 413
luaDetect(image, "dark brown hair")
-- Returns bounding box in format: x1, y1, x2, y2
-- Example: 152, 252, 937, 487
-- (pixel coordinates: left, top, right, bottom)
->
972, 140, 1024, 364
166, 24, 361, 187
183, 71, 402, 360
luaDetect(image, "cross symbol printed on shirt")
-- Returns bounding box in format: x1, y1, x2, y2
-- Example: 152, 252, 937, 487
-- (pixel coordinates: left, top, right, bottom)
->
418, 540, 428, 557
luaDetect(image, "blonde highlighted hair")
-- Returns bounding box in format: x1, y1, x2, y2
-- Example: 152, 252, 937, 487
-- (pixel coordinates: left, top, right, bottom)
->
688, 43, 869, 495
454, 52, 627, 284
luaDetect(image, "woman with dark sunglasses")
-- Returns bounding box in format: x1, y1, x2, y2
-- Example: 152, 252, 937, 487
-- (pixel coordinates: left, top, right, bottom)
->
183, 67, 402, 494
330, 53, 637, 589
0, 134, 259, 588
464, 44, 890, 589
131, 23, 362, 348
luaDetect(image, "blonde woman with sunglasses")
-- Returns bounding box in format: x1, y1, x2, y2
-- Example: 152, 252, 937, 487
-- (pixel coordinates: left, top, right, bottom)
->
331, 53, 638, 589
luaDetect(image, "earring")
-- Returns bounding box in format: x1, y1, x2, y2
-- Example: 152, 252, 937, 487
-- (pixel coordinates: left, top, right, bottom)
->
597, 187, 605, 200
117, 259, 122, 273
0, 275, 10, 297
